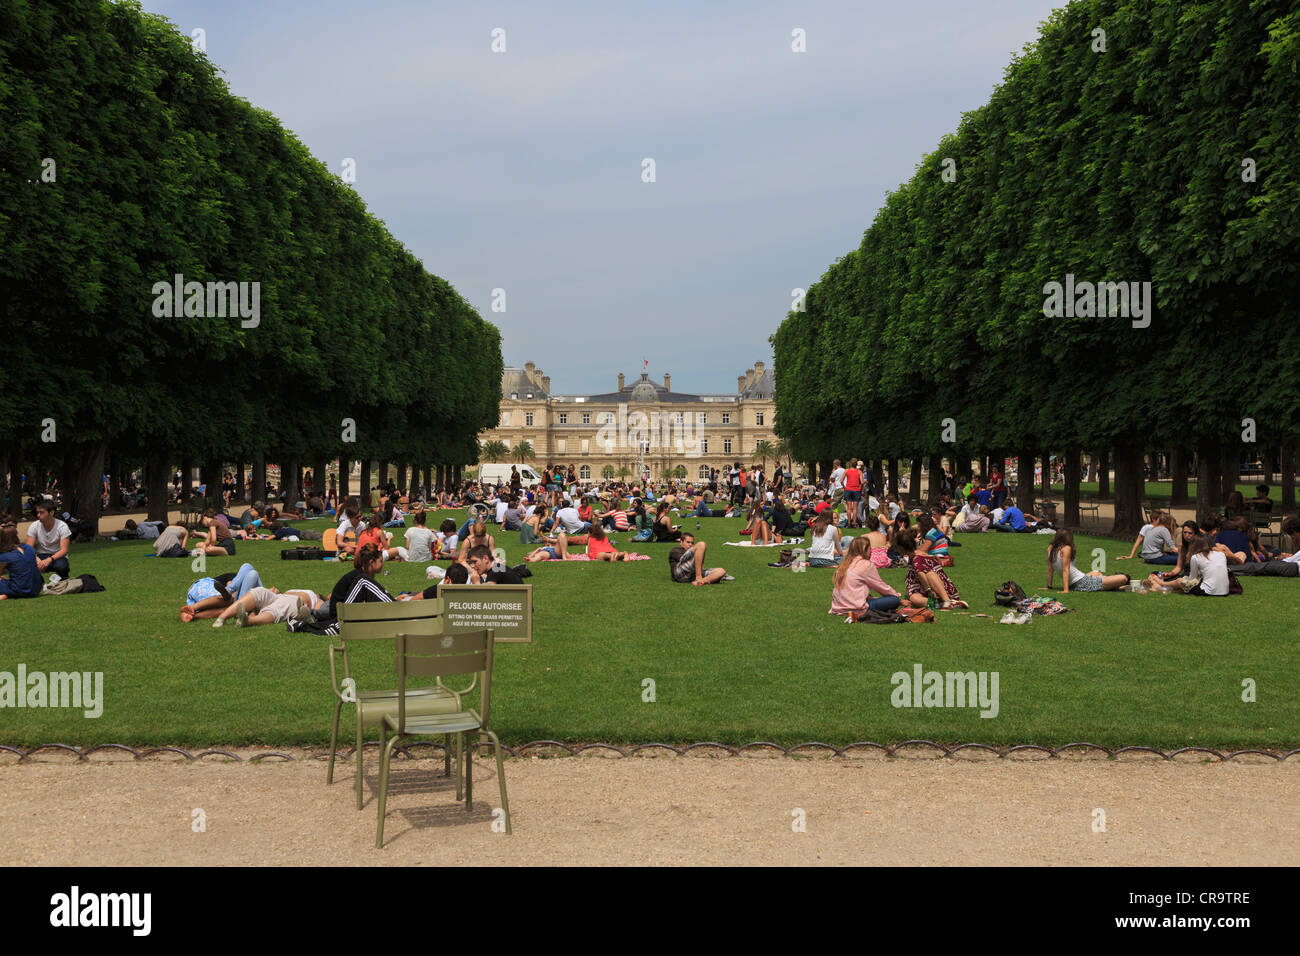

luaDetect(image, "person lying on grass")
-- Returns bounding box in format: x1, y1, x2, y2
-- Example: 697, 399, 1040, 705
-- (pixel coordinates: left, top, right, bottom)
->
212, 584, 321, 628
1145, 534, 1230, 595
524, 529, 577, 562
891, 529, 966, 609
180, 563, 264, 621
830, 536, 901, 618
151, 519, 191, 557
1217, 516, 1300, 578
668, 533, 729, 586
1044, 530, 1129, 593
401, 559, 471, 600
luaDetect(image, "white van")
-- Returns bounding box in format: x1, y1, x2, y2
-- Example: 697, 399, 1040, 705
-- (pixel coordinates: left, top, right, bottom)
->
477, 463, 543, 489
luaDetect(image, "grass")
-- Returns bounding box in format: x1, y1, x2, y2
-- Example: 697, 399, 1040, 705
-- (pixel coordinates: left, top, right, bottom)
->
1043, 481, 1271, 500
2, 514, 1297, 750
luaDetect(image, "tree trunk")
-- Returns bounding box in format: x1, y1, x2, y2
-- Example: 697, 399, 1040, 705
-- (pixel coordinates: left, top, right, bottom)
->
180, 455, 193, 500
1097, 450, 1110, 499
887, 457, 899, 496
1110, 445, 1146, 536
312, 457, 326, 501
7, 443, 24, 521
252, 454, 266, 505
1041, 451, 1051, 501
926, 453, 942, 500
1281, 443, 1295, 513
1086, 454, 1098, 483
1195, 440, 1221, 516
234, 461, 246, 505
1170, 447, 1188, 505
280, 459, 298, 507
338, 456, 351, 503
454, 464, 463, 486
378, 460, 389, 491
202, 458, 221, 505
71, 439, 108, 536
908, 458, 922, 503
146, 448, 170, 523
1016, 448, 1035, 510
360, 461, 372, 509
1219, 445, 1238, 504
1064, 446, 1081, 526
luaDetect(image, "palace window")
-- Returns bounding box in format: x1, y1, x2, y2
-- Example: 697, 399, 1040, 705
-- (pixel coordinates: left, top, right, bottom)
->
525, 412, 534, 426
580, 465, 591, 480
582, 413, 591, 425
697, 412, 706, 424
723, 438, 732, 454
756, 412, 764, 426
721, 412, 731, 424
702, 439, 709, 454
510, 392, 518, 400
603, 412, 615, 424
674, 412, 683, 425
698, 465, 710, 479
559, 413, 568, 424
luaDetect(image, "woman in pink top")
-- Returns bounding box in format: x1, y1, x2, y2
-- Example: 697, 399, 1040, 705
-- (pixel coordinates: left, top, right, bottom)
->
830, 537, 901, 618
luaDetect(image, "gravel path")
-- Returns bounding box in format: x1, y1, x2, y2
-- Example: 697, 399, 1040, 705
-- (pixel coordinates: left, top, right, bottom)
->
3, 753, 1296, 865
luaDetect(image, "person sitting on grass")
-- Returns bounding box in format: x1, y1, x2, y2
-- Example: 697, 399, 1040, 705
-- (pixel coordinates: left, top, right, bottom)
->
357, 510, 404, 562
1146, 535, 1230, 595
212, 584, 317, 629
586, 523, 631, 561
467, 545, 524, 584
653, 501, 682, 542
892, 530, 966, 609
0, 524, 42, 600
668, 533, 728, 586
335, 507, 365, 557
1044, 530, 1129, 593
770, 498, 807, 539
916, 514, 951, 561
180, 563, 264, 621
806, 512, 843, 567
993, 502, 1029, 532
1120, 513, 1179, 564
434, 518, 459, 557
151, 519, 191, 558
310, 545, 395, 621
402, 510, 435, 563
830, 536, 901, 618
196, 514, 236, 557
745, 503, 780, 546
456, 520, 497, 564
26, 501, 72, 577
1226, 517, 1300, 577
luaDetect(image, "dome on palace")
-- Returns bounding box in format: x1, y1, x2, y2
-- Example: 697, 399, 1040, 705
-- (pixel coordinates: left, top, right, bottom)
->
629, 380, 659, 403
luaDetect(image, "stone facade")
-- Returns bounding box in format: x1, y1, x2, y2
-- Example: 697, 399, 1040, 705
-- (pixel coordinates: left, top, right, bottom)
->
479, 361, 778, 482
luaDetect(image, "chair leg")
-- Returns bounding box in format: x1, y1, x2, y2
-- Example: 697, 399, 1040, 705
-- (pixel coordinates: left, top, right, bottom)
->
444, 733, 451, 777
355, 709, 365, 810
327, 700, 342, 784
376, 734, 401, 849
465, 733, 473, 811
487, 729, 511, 835
455, 731, 464, 802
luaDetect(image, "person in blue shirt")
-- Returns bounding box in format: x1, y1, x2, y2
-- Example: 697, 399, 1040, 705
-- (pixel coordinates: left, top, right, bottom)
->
0, 525, 42, 599
994, 504, 1028, 532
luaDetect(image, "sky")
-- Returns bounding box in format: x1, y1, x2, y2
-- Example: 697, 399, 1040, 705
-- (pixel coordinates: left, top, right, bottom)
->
145, 0, 1065, 395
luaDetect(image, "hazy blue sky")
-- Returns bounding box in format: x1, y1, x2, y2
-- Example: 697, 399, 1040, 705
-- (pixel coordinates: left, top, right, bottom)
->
146, 0, 1063, 394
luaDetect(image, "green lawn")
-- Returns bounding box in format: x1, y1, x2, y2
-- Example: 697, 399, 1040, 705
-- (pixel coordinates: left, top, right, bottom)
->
2, 515, 1296, 750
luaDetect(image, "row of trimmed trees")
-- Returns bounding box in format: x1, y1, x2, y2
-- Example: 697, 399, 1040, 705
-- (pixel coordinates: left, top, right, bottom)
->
0, 0, 502, 528
771, 0, 1300, 534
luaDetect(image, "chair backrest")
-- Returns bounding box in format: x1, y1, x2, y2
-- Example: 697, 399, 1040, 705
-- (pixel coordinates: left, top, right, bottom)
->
394, 630, 495, 732
338, 598, 445, 641
1248, 511, 1271, 530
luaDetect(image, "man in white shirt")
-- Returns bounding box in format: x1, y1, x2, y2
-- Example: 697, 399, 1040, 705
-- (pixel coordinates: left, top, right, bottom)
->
555, 504, 588, 535
27, 502, 72, 576
494, 497, 509, 525
829, 459, 846, 512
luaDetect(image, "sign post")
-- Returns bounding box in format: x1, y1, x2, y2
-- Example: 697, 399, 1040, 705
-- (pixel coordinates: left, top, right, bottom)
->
439, 584, 533, 643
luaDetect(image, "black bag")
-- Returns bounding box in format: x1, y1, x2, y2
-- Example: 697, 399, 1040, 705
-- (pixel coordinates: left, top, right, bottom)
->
851, 607, 907, 624
994, 579, 1027, 606
281, 546, 331, 560
74, 574, 105, 593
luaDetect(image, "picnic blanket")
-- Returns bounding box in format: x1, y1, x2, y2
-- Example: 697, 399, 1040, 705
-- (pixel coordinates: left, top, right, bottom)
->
535, 552, 651, 561
722, 540, 787, 547
1013, 595, 1072, 615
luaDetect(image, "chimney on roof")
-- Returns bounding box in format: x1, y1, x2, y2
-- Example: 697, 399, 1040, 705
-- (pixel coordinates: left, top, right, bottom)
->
738, 375, 746, 392
525, 361, 535, 373
754, 361, 765, 375
745, 367, 756, 388
618, 372, 625, 390
542, 376, 550, 392
663, 373, 670, 391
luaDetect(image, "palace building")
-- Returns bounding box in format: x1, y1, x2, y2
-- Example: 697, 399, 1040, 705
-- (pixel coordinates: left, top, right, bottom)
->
479, 362, 778, 482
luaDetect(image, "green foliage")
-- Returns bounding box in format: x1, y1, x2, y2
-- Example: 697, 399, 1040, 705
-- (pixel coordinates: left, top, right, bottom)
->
0, 0, 501, 481
772, 0, 1300, 463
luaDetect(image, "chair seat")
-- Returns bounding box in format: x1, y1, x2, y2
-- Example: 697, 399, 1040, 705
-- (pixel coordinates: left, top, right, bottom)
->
383, 710, 483, 736
357, 687, 460, 728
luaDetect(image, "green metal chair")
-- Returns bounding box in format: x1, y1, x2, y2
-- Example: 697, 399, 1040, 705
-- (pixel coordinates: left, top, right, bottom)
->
328, 600, 471, 809
376, 629, 510, 847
